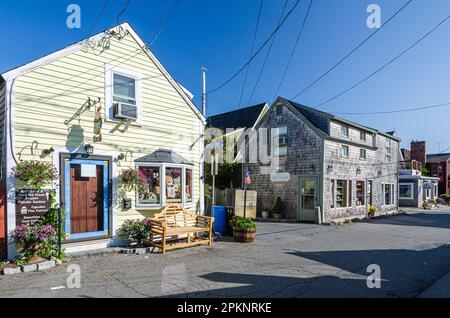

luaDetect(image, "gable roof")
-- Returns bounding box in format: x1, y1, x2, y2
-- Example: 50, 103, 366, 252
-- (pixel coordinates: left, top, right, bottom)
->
277, 97, 400, 141
427, 153, 450, 164
1, 22, 204, 122
206, 103, 269, 130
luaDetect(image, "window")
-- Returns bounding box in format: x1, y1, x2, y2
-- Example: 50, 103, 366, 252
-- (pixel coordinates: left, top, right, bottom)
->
360, 131, 366, 141
336, 180, 349, 208
138, 166, 161, 205
367, 180, 373, 206
341, 125, 349, 137
385, 139, 392, 162
185, 168, 193, 203
276, 104, 283, 116
356, 181, 365, 206
277, 126, 288, 157
399, 184, 414, 200
166, 167, 183, 203
383, 184, 395, 205
135, 165, 193, 207
341, 145, 349, 157
434, 184, 438, 198
331, 180, 335, 208
359, 149, 367, 160
106, 65, 142, 123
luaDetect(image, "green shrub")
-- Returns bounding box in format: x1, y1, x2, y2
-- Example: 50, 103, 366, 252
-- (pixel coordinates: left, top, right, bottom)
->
272, 197, 283, 215
232, 216, 256, 230
117, 220, 152, 247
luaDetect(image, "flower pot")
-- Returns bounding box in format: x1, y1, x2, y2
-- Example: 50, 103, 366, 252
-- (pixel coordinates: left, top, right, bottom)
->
261, 211, 269, 219
233, 227, 256, 243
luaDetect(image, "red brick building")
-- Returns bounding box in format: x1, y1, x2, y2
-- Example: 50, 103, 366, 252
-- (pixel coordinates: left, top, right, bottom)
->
426, 153, 450, 195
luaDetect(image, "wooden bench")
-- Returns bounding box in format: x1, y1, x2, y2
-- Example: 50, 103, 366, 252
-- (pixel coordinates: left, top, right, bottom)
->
148, 205, 214, 254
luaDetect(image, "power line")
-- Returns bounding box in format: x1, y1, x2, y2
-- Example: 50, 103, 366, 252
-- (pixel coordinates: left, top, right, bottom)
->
332, 101, 450, 115
247, 0, 288, 106
238, 0, 264, 108
116, 0, 132, 24
291, 0, 413, 100
207, 0, 302, 95
148, 0, 183, 47
273, 0, 314, 101
317, 15, 450, 108
88, 0, 111, 38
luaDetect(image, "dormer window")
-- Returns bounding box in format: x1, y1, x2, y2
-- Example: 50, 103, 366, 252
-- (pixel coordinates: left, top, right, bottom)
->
341, 125, 349, 138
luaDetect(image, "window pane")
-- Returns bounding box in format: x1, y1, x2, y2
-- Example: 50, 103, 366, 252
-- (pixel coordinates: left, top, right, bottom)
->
114, 74, 136, 100
185, 169, 193, 203
166, 167, 182, 203
279, 145, 288, 156
399, 185, 412, 198
356, 181, 365, 206
137, 166, 160, 205
278, 126, 287, 135
341, 145, 349, 157
341, 126, 349, 137
336, 180, 348, 208
384, 184, 392, 205
331, 180, 335, 208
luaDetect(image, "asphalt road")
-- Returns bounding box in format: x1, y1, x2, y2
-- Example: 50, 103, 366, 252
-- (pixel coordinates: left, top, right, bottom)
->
1, 209, 450, 298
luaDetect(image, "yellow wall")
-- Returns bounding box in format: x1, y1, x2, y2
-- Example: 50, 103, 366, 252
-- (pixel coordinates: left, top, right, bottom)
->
11, 31, 203, 227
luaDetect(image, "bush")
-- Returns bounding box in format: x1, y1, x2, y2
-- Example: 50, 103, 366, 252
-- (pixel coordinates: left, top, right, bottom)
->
439, 194, 450, 203
272, 197, 283, 216
35, 206, 66, 260
117, 220, 151, 247
231, 216, 256, 230
368, 205, 377, 217
12, 224, 57, 260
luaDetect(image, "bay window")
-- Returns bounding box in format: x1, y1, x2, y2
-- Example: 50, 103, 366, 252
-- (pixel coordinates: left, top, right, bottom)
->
135, 164, 194, 208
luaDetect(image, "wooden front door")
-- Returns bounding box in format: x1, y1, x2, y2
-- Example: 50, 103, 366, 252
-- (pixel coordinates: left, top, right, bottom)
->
70, 165, 104, 234
64, 158, 109, 240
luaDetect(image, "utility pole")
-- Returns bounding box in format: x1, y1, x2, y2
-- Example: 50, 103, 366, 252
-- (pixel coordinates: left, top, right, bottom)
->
202, 67, 207, 117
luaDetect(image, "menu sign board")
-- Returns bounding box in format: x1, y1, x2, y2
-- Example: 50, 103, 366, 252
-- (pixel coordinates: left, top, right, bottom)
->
16, 189, 51, 226
234, 190, 257, 219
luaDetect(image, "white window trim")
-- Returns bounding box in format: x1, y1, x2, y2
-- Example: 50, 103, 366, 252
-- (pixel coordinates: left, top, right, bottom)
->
359, 149, 367, 160
341, 125, 349, 138
334, 179, 352, 209
341, 145, 350, 158
135, 163, 195, 210
399, 183, 414, 200
105, 64, 143, 125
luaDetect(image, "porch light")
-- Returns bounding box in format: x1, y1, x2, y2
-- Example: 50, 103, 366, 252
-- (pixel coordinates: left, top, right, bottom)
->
377, 169, 382, 178
84, 144, 94, 155
327, 164, 333, 173
356, 167, 361, 175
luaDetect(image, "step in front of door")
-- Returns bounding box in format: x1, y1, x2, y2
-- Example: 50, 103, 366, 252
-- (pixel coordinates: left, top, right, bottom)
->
64, 238, 112, 255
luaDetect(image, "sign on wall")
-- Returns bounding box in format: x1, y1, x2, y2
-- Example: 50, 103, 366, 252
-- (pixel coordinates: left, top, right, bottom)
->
234, 190, 257, 219
15, 189, 51, 226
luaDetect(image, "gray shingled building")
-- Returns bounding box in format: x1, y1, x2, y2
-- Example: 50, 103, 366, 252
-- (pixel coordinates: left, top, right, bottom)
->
247, 97, 400, 224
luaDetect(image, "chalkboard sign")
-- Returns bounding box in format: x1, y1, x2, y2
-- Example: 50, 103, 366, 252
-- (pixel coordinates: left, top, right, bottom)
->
16, 189, 51, 226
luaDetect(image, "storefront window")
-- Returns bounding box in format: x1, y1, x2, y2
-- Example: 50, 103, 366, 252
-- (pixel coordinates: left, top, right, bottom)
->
138, 166, 161, 205
336, 180, 348, 208
166, 167, 183, 203
356, 181, 365, 206
185, 168, 193, 203
399, 184, 413, 199
383, 184, 394, 205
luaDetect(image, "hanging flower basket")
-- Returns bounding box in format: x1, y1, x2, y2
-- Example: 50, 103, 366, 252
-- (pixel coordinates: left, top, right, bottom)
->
119, 168, 147, 194
13, 160, 58, 190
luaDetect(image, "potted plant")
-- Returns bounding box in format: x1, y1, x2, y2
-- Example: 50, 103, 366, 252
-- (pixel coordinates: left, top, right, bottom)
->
423, 202, 429, 210
368, 205, 377, 217
13, 160, 58, 190
232, 216, 256, 243
261, 210, 270, 219
271, 197, 283, 219
117, 219, 152, 248
12, 224, 57, 264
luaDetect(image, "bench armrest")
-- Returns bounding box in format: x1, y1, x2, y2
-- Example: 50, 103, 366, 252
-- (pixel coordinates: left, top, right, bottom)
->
149, 219, 167, 234
196, 215, 214, 227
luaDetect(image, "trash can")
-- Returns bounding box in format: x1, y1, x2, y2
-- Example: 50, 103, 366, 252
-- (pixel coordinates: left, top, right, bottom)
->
212, 206, 227, 235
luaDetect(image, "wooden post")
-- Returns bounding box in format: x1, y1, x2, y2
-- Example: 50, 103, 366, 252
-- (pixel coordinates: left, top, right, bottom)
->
162, 227, 167, 254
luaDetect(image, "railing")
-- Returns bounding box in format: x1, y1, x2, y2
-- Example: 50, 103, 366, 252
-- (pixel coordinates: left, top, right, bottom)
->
399, 160, 422, 171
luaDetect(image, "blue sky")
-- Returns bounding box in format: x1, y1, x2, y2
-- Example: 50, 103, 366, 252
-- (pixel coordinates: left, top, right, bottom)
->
1, 0, 449, 152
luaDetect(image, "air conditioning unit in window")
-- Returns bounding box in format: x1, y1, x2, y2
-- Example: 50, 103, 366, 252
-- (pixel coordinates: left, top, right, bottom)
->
113, 103, 137, 121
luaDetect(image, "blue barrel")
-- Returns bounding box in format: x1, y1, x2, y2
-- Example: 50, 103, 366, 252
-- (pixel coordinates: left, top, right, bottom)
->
212, 206, 227, 235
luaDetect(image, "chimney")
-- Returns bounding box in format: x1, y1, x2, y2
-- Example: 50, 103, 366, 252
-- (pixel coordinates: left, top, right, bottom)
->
410, 140, 426, 164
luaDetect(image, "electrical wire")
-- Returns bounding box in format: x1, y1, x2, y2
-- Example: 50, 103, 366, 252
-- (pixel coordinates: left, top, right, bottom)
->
273, 0, 313, 101
87, 0, 111, 39
317, 15, 450, 108
148, 0, 183, 47
290, 0, 413, 100
207, 0, 302, 95
238, 0, 264, 108
116, 0, 132, 24
332, 101, 450, 115
246, 0, 288, 106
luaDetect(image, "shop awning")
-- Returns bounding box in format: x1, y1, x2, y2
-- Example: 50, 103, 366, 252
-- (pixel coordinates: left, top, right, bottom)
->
135, 149, 194, 166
